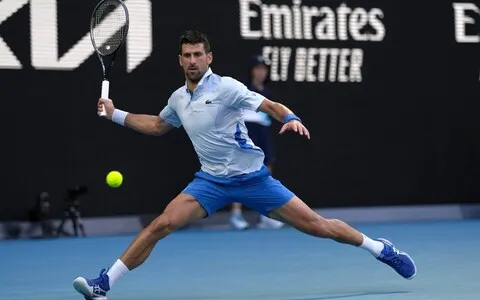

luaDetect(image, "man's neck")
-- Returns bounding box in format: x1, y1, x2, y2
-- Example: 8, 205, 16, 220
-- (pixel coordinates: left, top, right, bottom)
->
186, 68, 212, 93
187, 80, 198, 92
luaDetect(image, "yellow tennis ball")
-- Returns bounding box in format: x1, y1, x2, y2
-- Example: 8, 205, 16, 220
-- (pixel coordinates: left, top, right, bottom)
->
106, 170, 123, 188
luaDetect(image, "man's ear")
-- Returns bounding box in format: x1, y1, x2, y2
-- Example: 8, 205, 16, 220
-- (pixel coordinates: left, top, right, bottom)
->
207, 52, 213, 65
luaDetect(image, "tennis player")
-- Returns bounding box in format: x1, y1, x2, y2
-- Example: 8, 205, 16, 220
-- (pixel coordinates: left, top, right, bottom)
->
73, 30, 416, 299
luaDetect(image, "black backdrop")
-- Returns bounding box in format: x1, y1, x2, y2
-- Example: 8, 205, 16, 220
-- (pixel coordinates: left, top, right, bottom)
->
2, 0, 479, 221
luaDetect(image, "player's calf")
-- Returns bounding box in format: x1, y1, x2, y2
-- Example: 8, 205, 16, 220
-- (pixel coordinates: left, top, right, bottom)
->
294, 216, 364, 246
270, 196, 364, 246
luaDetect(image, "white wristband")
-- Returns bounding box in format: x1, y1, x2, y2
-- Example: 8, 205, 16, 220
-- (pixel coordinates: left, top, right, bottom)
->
112, 109, 128, 126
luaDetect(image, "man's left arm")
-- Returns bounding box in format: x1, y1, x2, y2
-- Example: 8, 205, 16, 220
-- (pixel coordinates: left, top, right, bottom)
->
224, 77, 310, 139
257, 98, 310, 139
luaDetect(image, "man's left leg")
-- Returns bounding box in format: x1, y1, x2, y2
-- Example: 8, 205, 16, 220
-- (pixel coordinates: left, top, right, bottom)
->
269, 196, 417, 280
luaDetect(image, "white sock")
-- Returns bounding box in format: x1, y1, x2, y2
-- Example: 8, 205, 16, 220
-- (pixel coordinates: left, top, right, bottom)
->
359, 234, 384, 257
106, 259, 129, 288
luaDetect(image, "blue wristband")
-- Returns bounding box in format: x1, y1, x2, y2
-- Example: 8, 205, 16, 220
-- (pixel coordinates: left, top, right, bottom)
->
112, 109, 128, 126
283, 113, 302, 124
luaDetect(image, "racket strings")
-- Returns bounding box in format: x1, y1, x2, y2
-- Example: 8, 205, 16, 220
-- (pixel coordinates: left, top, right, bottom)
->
91, 0, 128, 56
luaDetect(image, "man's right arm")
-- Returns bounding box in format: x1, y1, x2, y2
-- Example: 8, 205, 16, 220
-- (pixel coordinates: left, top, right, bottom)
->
123, 113, 173, 136
98, 97, 175, 136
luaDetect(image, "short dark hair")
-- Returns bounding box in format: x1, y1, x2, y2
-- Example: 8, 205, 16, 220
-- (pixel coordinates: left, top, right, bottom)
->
179, 30, 211, 54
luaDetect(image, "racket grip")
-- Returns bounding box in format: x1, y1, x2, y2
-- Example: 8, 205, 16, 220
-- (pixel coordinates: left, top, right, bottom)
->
99, 80, 109, 117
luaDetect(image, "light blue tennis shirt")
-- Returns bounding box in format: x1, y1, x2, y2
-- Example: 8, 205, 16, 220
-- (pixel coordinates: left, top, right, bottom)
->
159, 68, 267, 177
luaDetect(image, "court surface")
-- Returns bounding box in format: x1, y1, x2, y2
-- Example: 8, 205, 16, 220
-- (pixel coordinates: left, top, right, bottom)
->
0, 220, 478, 300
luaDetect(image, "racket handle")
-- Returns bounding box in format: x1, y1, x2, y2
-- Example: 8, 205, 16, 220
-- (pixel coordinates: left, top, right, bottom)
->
99, 80, 109, 117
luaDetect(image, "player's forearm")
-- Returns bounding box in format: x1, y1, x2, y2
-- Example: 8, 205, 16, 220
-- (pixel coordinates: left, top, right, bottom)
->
267, 102, 293, 123
112, 109, 164, 135
260, 100, 301, 124
124, 114, 161, 135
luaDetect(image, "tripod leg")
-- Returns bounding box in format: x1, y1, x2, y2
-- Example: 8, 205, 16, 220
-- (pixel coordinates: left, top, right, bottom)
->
74, 210, 86, 237
79, 222, 86, 237
71, 214, 78, 237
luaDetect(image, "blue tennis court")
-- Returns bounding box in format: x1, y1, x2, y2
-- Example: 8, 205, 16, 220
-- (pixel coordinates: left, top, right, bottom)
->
1, 220, 478, 300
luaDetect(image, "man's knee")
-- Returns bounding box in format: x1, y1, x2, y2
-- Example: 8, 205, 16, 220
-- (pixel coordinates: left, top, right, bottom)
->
146, 214, 180, 237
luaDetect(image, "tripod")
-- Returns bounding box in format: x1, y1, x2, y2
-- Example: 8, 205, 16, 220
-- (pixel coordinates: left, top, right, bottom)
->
55, 201, 86, 237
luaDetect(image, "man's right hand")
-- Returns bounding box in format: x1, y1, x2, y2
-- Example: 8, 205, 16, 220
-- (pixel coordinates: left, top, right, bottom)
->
98, 98, 115, 119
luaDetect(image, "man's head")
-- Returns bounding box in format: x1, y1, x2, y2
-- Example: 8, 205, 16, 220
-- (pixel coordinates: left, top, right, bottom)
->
178, 30, 213, 83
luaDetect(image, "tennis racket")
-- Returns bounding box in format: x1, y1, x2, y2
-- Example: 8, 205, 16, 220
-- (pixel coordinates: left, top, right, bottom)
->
89, 0, 129, 117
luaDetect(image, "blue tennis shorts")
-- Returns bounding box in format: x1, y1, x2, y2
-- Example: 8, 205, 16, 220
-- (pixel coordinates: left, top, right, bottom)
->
182, 166, 294, 216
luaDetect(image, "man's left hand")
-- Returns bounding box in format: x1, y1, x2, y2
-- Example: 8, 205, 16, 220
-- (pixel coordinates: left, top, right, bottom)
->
279, 120, 310, 139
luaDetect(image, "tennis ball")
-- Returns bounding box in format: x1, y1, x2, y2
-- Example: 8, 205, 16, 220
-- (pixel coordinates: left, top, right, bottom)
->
106, 170, 123, 188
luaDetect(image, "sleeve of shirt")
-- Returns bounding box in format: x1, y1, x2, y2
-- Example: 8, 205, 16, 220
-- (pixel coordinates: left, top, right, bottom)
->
223, 77, 265, 111
159, 96, 182, 128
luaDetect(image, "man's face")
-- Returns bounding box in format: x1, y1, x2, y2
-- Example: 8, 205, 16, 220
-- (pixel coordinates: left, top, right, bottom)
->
179, 43, 212, 82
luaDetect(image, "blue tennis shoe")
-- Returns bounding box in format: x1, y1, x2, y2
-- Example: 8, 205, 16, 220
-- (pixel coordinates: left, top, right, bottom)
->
376, 238, 417, 279
73, 268, 110, 299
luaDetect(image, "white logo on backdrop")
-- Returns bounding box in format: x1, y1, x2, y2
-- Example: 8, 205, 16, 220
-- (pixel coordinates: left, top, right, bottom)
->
238, 0, 386, 83
0, 0, 152, 72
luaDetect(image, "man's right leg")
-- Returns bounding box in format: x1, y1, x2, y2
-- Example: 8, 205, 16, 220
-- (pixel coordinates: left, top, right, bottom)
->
117, 193, 206, 270
72, 193, 206, 299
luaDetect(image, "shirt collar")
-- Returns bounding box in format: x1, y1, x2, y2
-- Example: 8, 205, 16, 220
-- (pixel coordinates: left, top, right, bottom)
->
185, 67, 213, 93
